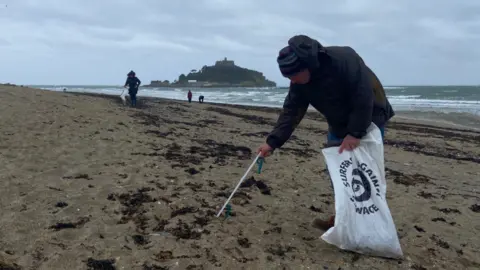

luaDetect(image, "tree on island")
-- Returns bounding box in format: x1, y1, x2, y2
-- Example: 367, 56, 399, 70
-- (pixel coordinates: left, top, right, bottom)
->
179, 74, 187, 83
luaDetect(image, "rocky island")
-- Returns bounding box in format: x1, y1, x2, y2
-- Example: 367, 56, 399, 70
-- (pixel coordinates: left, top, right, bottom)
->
146, 58, 276, 88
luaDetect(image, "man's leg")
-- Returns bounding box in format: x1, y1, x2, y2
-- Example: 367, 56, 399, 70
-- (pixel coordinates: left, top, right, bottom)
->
131, 93, 137, 107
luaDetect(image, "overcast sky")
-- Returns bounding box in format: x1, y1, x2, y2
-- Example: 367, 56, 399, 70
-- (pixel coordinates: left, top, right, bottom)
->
0, 0, 479, 86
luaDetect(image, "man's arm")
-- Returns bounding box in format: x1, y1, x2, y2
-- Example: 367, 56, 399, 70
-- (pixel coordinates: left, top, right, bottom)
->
136, 78, 141, 87
124, 78, 129, 87
266, 84, 309, 149
343, 49, 374, 138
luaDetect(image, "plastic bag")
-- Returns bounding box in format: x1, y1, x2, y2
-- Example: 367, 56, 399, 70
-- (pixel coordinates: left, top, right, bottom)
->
120, 89, 127, 105
321, 123, 403, 259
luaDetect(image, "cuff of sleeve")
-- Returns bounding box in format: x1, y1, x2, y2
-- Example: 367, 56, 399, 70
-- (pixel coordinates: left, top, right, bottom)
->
348, 131, 366, 139
266, 137, 280, 149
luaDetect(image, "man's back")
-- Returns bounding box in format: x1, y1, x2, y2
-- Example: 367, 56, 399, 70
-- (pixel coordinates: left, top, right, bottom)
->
126, 77, 140, 89
323, 46, 388, 106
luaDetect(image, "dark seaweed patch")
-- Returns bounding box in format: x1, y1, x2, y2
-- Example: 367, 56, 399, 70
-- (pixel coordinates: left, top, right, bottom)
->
50, 217, 90, 231
386, 168, 431, 186
279, 147, 318, 158
309, 206, 323, 213
171, 207, 198, 218
430, 234, 450, 249
115, 188, 156, 232
168, 220, 201, 240
237, 237, 251, 248
266, 244, 296, 257
205, 107, 274, 125
240, 176, 271, 195
470, 204, 480, 213
385, 139, 480, 163
132, 234, 150, 246
86, 258, 116, 270
55, 201, 68, 208
190, 139, 252, 166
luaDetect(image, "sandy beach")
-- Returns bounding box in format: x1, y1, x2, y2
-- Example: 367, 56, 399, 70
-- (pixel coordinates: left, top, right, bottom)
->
0, 85, 479, 270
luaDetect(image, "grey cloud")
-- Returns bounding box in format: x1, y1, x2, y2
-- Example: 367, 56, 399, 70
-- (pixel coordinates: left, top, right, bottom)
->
0, 38, 10, 46
0, 0, 479, 85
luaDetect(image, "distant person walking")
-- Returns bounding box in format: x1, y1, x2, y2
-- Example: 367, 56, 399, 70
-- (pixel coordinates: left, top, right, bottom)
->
199, 95, 204, 103
187, 90, 192, 103
124, 70, 141, 107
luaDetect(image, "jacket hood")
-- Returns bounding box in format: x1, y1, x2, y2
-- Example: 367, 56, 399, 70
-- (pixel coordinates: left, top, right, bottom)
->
287, 35, 326, 70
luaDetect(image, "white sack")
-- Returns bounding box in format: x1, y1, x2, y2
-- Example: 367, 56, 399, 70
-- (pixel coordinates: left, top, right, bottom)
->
120, 89, 127, 105
321, 123, 403, 259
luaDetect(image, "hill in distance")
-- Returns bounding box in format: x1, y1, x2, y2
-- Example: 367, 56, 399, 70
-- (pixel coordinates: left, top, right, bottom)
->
147, 58, 276, 88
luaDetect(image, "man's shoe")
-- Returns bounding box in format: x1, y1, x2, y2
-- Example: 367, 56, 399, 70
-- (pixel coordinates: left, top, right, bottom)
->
312, 215, 335, 231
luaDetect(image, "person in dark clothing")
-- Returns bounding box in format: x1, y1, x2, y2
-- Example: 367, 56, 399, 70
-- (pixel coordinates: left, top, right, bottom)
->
187, 90, 193, 103
124, 70, 141, 107
257, 35, 394, 231
199, 95, 204, 103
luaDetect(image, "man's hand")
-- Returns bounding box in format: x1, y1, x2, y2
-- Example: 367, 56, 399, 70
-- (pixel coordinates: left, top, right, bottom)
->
339, 135, 360, 153
257, 143, 274, 157
124, 85, 127, 88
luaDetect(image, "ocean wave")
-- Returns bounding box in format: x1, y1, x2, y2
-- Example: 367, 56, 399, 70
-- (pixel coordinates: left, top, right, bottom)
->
38, 86, 480, 116
389, 98, 480, 106
388, 95, 421, 99
384, 86, 406, 90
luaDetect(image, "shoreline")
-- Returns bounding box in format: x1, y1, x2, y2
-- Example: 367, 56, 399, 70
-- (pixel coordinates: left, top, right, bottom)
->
143, 85, 278, 88
67, 90, 480, 132
1, 85, 479, 269
34, 86, 480, 118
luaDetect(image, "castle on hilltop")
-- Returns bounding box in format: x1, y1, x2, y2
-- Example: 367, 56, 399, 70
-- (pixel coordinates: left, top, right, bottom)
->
214, 57, 235, 67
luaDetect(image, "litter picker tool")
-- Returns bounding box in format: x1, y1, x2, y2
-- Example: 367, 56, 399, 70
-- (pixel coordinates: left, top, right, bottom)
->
216, 153, 262, 217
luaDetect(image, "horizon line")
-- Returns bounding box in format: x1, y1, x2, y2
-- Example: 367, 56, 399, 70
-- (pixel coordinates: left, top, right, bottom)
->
24, 84, 480, 87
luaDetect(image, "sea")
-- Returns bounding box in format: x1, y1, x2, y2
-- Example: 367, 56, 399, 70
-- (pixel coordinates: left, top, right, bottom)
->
35, 85, 480, 116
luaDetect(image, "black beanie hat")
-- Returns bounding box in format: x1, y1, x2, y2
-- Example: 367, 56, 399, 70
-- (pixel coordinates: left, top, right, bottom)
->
277, 46, 306, 77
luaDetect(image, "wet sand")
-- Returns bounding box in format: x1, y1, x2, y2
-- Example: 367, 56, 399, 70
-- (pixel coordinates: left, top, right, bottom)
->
0, 85, 479, 270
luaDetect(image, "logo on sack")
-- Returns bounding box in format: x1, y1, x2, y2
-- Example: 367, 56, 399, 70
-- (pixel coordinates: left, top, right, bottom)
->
339, 157, 382, 215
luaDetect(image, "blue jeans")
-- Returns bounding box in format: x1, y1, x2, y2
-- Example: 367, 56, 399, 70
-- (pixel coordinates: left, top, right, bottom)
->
129, 90, 137, 107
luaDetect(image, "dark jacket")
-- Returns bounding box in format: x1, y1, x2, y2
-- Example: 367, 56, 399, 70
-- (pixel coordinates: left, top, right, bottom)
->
125, 77, 141, 92
266, 36, 394, 149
